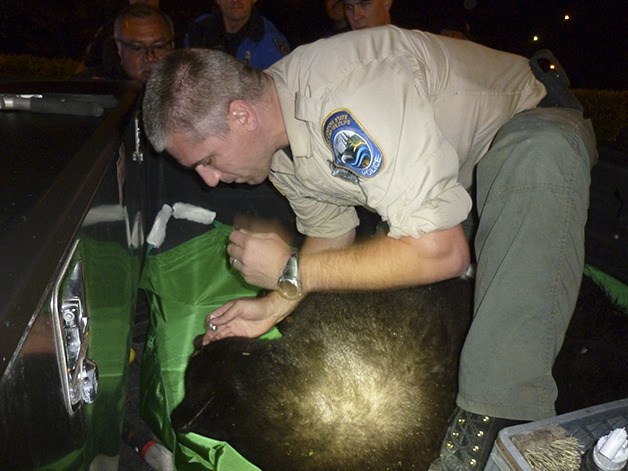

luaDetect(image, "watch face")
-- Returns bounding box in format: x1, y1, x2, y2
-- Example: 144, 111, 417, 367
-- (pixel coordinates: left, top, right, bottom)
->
279, 280, 302, 299
278, 253, 301, 299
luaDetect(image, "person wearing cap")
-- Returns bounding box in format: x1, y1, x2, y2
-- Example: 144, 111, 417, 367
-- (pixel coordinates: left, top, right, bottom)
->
142, 25, 596, 471
340, 0, 392, 30
184, 0, 290, 70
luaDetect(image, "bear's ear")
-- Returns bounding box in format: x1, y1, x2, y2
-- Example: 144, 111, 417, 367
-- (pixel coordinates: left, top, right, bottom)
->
170, 393, 216, 433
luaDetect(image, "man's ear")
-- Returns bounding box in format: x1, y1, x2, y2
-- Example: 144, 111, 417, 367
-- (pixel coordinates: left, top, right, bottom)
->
228, 99, 257, 131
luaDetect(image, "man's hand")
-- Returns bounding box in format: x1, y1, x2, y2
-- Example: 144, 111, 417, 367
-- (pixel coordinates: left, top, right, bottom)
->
228, 228, 294, 289
202, 292, 300, 344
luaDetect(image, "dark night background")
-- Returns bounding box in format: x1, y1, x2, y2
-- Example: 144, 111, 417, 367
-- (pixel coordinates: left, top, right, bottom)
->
0, 0, 626, 90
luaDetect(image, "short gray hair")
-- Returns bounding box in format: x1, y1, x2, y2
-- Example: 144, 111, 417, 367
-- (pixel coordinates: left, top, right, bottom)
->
113, 3, 174, 40
142, 48, 271, 152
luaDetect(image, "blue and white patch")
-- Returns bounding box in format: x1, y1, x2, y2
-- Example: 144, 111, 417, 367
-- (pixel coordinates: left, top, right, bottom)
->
323, 110, 383, 183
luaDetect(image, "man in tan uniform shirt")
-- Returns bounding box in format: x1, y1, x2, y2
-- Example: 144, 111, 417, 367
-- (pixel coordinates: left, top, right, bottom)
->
266, 27, 544, 240
142, 26, 596, 470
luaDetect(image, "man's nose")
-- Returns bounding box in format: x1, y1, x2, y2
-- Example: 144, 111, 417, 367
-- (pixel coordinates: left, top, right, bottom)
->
196, 165, 222, 187
144, 49, 160, 62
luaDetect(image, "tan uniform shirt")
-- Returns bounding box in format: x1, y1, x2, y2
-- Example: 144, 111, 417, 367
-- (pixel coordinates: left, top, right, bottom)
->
267, 26, 546, 239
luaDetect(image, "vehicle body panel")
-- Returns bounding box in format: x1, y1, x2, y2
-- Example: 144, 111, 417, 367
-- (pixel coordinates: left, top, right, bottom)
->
0, 80, 148, 470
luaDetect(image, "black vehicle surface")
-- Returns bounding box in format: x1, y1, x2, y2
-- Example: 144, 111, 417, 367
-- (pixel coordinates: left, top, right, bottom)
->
0, 79, 149, 470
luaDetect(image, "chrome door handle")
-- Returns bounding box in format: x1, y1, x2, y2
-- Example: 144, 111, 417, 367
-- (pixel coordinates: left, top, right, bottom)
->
51, 239, 98, 414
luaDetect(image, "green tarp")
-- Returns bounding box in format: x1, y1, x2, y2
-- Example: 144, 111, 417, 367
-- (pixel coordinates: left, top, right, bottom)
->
139, 224, 280, 471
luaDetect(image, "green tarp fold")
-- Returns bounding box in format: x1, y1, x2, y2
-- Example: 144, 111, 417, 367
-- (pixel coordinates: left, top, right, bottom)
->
139, 224, 279, 470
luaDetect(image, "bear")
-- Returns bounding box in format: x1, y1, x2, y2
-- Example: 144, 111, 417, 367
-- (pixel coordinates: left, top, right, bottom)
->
171, 277, 474, 470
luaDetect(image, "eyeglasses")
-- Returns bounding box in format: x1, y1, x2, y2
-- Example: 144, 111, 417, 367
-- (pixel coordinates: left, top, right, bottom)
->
116, 39, 174, 57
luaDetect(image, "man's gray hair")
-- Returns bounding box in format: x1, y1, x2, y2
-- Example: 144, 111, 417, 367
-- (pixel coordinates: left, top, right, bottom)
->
113, 3, 174, 39
142, 49, 270, 152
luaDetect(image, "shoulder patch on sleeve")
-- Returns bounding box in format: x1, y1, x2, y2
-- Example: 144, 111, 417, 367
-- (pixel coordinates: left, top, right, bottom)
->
273, 38, 290, 56
323, 109, 383, 180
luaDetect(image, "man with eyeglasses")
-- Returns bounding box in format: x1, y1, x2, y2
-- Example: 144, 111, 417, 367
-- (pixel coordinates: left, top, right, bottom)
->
76, 0, 181, 75
340, 0, 392, 30
113, 3, 174, 83
77, 3, 175, 83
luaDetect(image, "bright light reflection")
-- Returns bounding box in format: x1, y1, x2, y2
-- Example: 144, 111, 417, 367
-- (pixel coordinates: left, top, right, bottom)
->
533, 35, 539, 42
564, 14, 571, 20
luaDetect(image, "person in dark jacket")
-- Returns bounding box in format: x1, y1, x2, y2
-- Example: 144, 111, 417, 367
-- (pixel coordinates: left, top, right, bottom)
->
184, 0, 290, 69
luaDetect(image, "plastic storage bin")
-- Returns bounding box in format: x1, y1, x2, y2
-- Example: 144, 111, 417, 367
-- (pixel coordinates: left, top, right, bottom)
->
486, 398, 628, 471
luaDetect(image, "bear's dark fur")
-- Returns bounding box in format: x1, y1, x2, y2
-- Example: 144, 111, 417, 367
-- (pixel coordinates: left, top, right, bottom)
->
171, 278, 474, 470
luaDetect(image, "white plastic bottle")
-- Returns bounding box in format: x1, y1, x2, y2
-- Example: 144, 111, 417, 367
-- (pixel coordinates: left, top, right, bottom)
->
581, 428, 628, 471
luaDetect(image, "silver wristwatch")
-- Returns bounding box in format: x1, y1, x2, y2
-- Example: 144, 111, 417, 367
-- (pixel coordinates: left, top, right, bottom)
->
277, 252, 302, 299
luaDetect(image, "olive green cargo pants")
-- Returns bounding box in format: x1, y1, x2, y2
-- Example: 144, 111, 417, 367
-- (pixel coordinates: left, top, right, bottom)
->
457, 107, 597, 420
